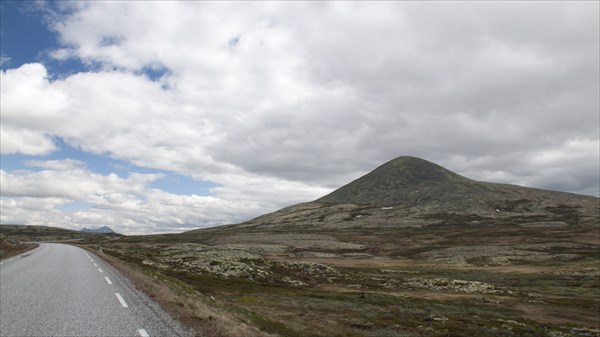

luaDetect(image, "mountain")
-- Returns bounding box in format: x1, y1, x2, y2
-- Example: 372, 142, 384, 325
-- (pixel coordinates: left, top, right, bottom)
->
203, 156, 598, 232
318, 156, 473, 206
80, 226, 116, 234
316, 156, 595, 210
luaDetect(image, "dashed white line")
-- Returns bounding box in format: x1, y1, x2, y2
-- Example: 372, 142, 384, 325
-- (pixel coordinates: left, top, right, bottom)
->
105, 277, 113, 285
115, 293, 128, 308
138, 328, 150, 337
98, 268, 104, 273
93, 263, 98, 267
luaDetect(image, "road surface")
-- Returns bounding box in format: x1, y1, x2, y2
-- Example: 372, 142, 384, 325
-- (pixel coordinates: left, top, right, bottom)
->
0, 243, 190, 337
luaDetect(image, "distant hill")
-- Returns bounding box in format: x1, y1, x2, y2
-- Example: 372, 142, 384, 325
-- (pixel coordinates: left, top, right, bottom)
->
0, 224, 120, 242
80, 226, 116, 234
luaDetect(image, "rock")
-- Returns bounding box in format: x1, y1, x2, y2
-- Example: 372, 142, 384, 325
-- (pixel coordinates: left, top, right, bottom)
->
570, 328, 600, 337
425, 315, 448, 323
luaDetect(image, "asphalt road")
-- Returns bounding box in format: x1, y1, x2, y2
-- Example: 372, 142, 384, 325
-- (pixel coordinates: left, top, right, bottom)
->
0, 243, 190, 337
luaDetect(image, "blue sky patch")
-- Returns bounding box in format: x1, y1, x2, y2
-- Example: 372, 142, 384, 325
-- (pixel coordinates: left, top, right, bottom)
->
57, 200, 93, 212
0, 137, 130, 177
0, 1, 54, 69
139, 64, 171, 82
0, 137, 218, 197
0, 1, 88, 77
150, 174, 217, 196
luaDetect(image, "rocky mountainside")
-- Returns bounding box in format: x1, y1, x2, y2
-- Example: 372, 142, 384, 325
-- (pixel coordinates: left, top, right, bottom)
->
222, 156, 598, 232
317, 156, 474, 206
317, 156, 594, 210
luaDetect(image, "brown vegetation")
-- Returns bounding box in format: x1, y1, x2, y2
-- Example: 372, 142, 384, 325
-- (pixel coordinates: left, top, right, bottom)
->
0, 233, 38, 260
87, 247, 273, 337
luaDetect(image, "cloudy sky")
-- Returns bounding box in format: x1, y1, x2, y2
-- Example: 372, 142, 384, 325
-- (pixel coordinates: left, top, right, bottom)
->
1, 1, 598, 234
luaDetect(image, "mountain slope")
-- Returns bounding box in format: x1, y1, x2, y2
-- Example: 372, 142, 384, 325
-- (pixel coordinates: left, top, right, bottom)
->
317, 156, 473, 206
80, 226, 116, 234
316, 156, 594, 210
189, 156, 598, 234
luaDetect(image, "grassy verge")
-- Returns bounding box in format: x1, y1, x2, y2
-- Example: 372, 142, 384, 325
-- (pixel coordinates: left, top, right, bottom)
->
88, 243, 600, 337
84, 246, 273, 337
0, 235, 39, 260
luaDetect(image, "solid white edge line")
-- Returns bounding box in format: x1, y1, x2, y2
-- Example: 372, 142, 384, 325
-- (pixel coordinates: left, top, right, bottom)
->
138, 328, 150, 337
98, 268, 103, 273
115, 293, 128, 308
105, 277, 113, 285
2, 258, 16, 264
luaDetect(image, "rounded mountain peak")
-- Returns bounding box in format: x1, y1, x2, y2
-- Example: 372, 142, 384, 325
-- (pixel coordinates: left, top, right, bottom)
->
317, 156, 472, 206
377, 156, 464, 184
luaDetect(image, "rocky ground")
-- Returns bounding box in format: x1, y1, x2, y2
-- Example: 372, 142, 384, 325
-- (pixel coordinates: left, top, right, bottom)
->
95, 202, 599, 337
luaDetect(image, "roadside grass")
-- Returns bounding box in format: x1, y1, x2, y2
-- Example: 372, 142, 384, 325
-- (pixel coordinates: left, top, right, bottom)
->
92, 242, 599, 336
0, 234, 39, 260
90, 246, 273, 337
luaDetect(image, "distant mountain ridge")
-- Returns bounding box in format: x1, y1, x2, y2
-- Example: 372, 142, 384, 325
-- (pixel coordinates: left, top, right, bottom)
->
80, 226, 116, 234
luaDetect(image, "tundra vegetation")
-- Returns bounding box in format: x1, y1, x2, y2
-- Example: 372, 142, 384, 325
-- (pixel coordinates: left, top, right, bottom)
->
2, 157, 599, 337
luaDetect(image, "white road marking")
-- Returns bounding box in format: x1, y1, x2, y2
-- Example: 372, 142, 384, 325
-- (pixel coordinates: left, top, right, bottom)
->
93, 263, 98, 267
115, 293, 128, 308
105, 277, 113, 285
2, 258, 16, 265
98, 268, 104, 273
90, 259, 94, 262
138, 328, 150, 337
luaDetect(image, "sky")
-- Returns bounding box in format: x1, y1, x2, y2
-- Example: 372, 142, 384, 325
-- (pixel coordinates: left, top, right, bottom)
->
1, 1, 598, 234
